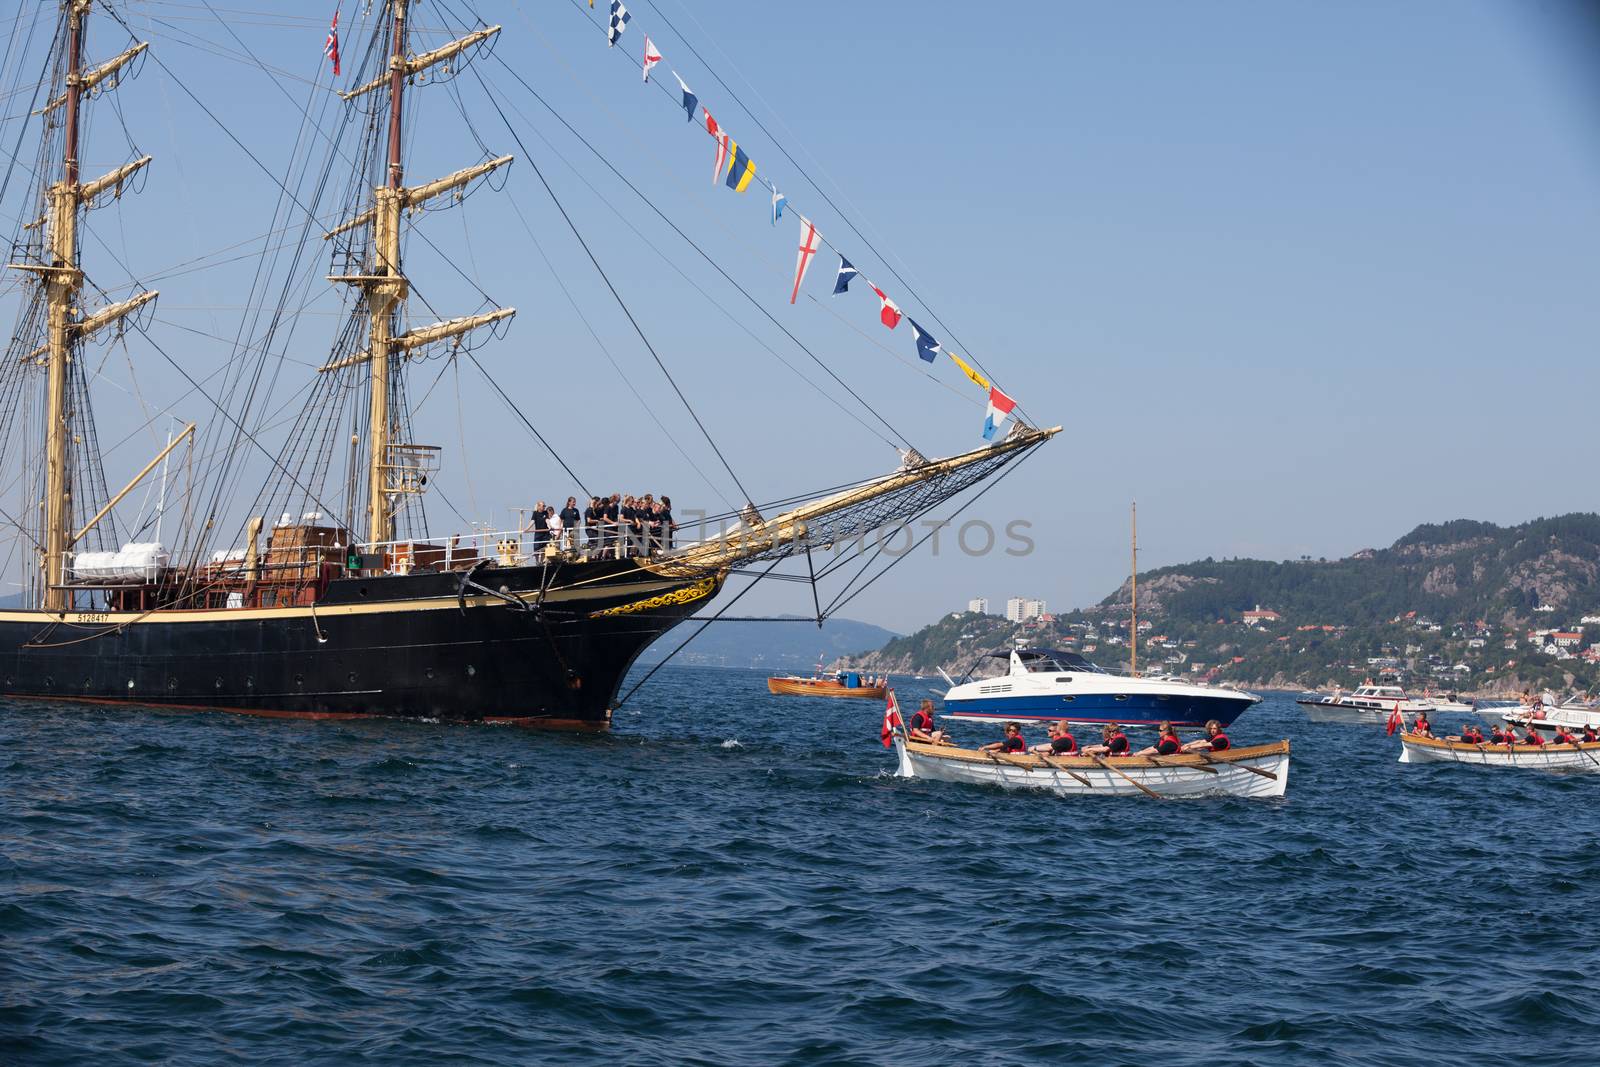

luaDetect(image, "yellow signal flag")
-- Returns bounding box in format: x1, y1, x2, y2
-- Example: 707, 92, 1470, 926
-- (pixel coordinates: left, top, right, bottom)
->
949, 350, 989, 390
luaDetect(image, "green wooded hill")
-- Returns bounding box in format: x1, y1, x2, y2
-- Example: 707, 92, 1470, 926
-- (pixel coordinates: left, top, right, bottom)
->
1100, 514, 1600, 628
841, 514, 1600, 694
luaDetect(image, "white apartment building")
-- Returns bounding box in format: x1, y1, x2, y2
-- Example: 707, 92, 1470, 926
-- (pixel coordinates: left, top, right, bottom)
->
967, 597, 989, 615
1005, 596, 1046, 623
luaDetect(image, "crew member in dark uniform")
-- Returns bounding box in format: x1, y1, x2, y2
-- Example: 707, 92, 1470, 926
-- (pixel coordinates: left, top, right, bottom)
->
658, 495, 677, 552
526, 500, 549, 557
604, 494, 621, 558
559, 497, 582, 554
583, 497, 601, 558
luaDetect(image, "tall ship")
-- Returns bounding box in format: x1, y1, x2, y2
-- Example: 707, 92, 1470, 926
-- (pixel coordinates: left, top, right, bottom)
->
0, 2, 1054, 728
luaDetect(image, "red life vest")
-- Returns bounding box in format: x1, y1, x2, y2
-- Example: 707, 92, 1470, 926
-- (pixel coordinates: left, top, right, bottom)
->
1157, 734, 1181, 755
1554, 729, 1577, 745
1209, 732, 1231, 751
1523, 731, 1545, 746
1001, 735, 1026, 753
910, 710, 933, 732
1584, 728, 1598, 744
1106, 732, 1130, 755
1052, 733, 1078, 755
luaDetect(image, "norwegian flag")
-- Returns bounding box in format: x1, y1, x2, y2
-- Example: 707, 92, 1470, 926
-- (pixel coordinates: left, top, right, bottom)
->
1386, 702, 1404, 736
324, 9, 340, 77
641, 35, 662, 82
871, 286, 902, 330
881, 689, 904, 748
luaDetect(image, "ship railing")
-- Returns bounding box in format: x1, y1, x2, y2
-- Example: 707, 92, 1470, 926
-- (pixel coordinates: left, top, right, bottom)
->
352, 524, 686, 573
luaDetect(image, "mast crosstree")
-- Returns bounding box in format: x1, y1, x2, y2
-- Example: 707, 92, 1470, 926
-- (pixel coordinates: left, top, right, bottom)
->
320, 0, 512, 547
7, 0, 154, 611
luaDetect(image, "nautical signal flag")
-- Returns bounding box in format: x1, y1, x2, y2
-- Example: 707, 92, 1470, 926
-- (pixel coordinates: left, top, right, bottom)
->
949, 350, 990, 390
708, 115, 729, 184
982, 385, 1017, 440
673, 71, 697, 122
833, 256, 858, 295
324, 10, 340, 76
607, 1, 630, 46
881, 689, 903, 748
872, 286, 902, 330
641, 35, 662, 81
725, 144, 756, 192
908, 319, 940, 363
791, 217, 822, 304
771, 186, 787, 226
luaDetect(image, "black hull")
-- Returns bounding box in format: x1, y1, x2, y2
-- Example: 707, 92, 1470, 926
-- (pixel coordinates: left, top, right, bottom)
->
0, 560, 720, 729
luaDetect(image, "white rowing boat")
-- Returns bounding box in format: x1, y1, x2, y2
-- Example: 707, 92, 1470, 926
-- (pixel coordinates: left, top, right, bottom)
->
1397, 732, 1600, 772
892, 736, 1289, 799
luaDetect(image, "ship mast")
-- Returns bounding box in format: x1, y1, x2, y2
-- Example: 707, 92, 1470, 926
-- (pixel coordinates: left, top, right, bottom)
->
325, 1, 511, 548
24, 1, 152, 611
1130, 501, 1138, 677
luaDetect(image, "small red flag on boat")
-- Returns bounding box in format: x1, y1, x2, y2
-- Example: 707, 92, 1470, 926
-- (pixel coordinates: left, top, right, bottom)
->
324, 10, 340, 76
881, 689, 903, 748
1386, 702, 1403, 735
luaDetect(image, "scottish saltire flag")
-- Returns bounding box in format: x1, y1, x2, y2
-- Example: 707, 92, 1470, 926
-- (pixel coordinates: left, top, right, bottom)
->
641, 35, 662, 81
607, 1, 630, 46
725, 145, 756, 192
982, 385, 1017, 440
949, 350, 989, 390
771, 186, 787, 225
791, 217, 822, 304
324, 10, 340, 76
673, 71, 697, 122
871, 286, 902, 329
908, 319, 940, 363
833, 256, 858, 295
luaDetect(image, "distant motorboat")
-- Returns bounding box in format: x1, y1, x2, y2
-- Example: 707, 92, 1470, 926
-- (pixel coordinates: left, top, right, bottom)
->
941, 648, 1260, 729
1297, 684, 1471, 724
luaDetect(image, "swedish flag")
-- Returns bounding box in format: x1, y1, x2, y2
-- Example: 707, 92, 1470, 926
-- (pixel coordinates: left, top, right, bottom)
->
724, 145, 756, 193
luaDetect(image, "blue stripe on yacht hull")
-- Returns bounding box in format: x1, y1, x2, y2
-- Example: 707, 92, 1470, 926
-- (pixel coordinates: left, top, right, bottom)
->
943, 692, 1254, 728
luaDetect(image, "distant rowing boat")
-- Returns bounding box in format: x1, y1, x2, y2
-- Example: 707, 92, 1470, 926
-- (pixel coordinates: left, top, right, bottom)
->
892, 736, 1289, 798
1397, 732, 1600, 772
767, 673, 886, 699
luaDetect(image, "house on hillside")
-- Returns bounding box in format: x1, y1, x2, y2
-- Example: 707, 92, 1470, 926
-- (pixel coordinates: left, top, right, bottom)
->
1551, 632, 1583, 649
1242, 605, 1280, 627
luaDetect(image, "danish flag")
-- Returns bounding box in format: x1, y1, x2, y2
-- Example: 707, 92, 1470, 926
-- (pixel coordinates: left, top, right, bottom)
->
324, 10, 340, 77
1386, 702, 1404, 736
881, 689, 904, 748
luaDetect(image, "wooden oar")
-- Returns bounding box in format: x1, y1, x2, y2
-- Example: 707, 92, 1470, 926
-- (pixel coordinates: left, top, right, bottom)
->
1090, 754, 1165, 799
1197, 750, 1277, 781
1038, 753, 1093, 787
985, 751, 1035, 773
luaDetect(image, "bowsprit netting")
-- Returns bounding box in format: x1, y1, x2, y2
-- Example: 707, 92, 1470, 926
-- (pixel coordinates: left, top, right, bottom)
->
652, 423, 1056, 578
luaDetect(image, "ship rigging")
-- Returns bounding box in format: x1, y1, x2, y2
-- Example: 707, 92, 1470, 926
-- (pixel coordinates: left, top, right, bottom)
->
0, 1, 1056, 727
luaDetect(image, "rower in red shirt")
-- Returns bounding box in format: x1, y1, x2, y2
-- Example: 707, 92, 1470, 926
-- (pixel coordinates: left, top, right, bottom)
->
1583, 725, 1599, 745
1489, 725, 1509, 745
1520, 726, 1546, 746
1552, 726, 1579, 746
1135, 720, 1183, 757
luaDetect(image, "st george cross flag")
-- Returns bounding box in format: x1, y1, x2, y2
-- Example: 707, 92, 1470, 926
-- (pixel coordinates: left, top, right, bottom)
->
908, 319, 940, 363
725, 144, 756, 192
672, 71, 697, 122
833, 256, 858, 295
880, 689, 904, 748
949, 350, 990, 390
791, 217, 822, 304
324, 10, 340, 76
641, 35, 661, 81
872, 286, 902, 330
607, 1, 630, 46
982, 385, 1017, 441
771, 186, 787, 226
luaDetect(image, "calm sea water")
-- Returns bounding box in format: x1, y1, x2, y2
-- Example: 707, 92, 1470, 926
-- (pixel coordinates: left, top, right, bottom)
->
3, 666, 1597, 1065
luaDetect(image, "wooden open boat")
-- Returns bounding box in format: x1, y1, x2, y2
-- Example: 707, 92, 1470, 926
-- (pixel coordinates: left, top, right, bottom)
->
1398, 732, 1600, 772
892, 736, 1289, 798
767, 675, 886, 699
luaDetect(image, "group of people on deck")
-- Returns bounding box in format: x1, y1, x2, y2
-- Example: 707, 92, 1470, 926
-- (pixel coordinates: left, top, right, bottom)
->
526, 494, 677, 560
903, 703, 1233, 758
1409, 710, 1599, 747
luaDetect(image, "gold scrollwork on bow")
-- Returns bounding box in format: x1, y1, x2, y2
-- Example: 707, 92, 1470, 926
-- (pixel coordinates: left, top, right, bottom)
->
593, 576, 717, 617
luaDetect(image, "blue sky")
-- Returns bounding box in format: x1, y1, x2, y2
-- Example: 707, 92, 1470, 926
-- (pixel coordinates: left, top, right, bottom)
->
2, 1, 1597, 631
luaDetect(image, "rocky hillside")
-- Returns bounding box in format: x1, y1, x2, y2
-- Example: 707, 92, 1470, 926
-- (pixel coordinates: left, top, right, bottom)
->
839, 514, 1600, 695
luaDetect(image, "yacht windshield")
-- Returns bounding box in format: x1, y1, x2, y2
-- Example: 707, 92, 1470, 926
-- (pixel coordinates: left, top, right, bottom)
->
1019, 650, 1104, 674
